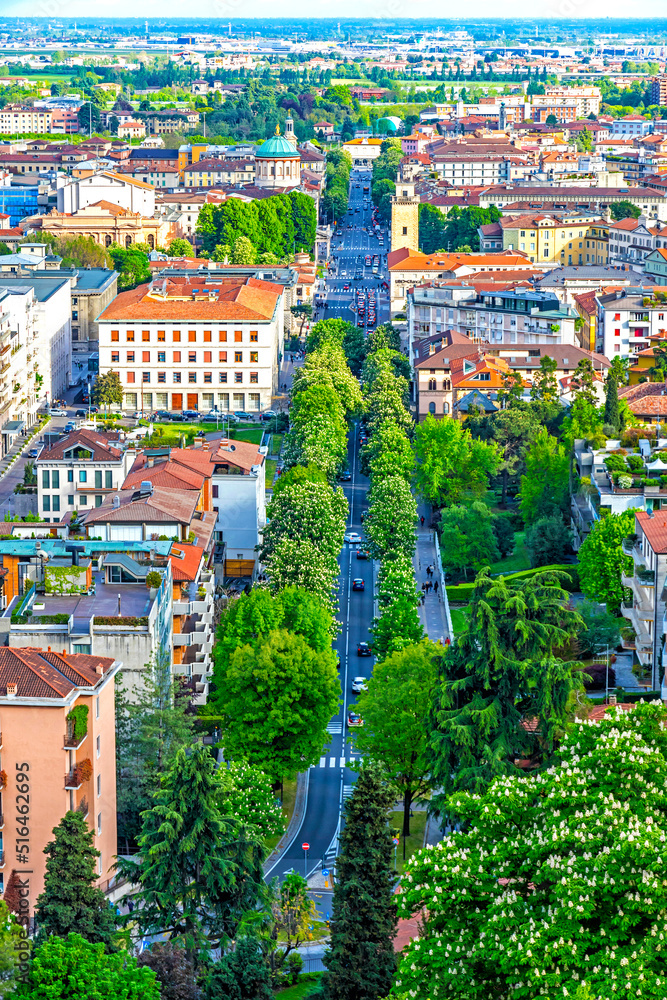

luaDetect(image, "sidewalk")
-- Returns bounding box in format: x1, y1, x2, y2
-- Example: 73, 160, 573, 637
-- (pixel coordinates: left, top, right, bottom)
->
414, 513, 450, 644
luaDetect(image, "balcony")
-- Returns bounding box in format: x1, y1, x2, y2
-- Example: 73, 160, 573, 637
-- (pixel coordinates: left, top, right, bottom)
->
63, 731, 87, 750
0, 852, 5, 868
76, 797, 89, 819
64, 768, 83, 790
173, 633, 192, 647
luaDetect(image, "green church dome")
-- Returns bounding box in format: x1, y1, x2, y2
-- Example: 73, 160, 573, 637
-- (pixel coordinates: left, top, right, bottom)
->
256, 126, 299, 159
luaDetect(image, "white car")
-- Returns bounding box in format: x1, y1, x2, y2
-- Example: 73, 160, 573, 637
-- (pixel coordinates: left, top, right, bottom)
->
49, 407, 67, 416
352, 677, 367, 694
344, 531, 362, 544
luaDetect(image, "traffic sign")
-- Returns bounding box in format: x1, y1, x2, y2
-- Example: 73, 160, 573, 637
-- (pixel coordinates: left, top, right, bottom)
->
322, 869, 329, 878
302, 843, 310, 851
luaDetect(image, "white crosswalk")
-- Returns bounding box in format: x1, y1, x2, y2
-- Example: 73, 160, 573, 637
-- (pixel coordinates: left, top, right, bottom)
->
343, 784, 355, 799
326, 723, 342, 734
312, 758, 361, 769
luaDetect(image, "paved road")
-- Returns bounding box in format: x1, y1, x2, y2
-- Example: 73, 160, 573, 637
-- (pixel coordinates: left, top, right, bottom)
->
266, 178, 384, 913
316, 167, 389, 328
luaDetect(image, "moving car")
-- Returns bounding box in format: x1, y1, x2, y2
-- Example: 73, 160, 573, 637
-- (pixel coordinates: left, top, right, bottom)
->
351, 677, 367, 693
49, 407, 67, 416
352, 578, 365, 591
75, 409, 87, 418
338, 470, 352, 482
357, 642, 372, 657
27, 446, 41, 458
347, 711, 363, 727
356, 548, 370, 560
63, 422, 75, 433
344, 531, 362, 544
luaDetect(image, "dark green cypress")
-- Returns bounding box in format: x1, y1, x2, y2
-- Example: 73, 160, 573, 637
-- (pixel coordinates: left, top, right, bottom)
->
604, 372, 620, 434
322, 763, 397, 1000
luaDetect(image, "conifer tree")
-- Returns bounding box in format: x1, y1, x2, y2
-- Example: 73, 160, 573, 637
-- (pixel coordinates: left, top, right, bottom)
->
604, 371, 620, 433
322, 763, 397, 1000
118, 745, 264, 968
34, 812, 116, 946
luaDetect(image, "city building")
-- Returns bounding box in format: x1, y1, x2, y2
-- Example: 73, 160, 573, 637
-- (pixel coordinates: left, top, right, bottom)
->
35, 429, 136, 521
0, 647, 118, 913
117, 121, 147, 140
607, 216, 667, 269
482, 213, 609, 266
597, 289, 667, 358
644, 248, 667, 283
611, 115, 653, 138
56, 171, 155, 217
254, 127, 301, 190
477, 186, 667, 221
649, 76, 667, 108
183, 159, 255, 188
391, 180, 420, 253
620, 509, 667, 694
97, 273, 284, 414
34, 202, 170, 253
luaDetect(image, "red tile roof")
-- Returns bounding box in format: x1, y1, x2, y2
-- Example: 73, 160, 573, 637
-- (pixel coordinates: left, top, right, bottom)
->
169, 542, 205, 582
37, 429, 122, 463
637, 510, 667, 553
123, 459, 207, 492
0, 647, 115, 700
97, 275, 282, 323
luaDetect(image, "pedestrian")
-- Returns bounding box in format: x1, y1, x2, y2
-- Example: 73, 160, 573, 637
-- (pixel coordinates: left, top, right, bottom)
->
420, 515, 425, 527
434, 580, 439, 594
421, 582, 426, 592
127, 899, 134, 914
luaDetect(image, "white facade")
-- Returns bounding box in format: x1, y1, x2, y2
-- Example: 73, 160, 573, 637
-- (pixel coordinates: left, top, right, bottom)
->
0, 286, 39, 454
599, 293, 667, 359
56, 171, 155, 216
212, 456, 266, 565
611, 117, 653, 138
36, 442, 135, 522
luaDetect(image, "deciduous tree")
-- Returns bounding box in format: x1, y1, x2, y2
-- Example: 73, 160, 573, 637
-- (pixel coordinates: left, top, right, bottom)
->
519, 426, 570, 525
92, 370, 123, 410
413, 415, 499, 507
365, 475, 417, 560
438, 501, 500, 577
397, 702, 667, 1000
578, 508, 636, 610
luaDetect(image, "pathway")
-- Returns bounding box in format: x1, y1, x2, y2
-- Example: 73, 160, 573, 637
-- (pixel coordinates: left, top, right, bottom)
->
414, 504, 450, 644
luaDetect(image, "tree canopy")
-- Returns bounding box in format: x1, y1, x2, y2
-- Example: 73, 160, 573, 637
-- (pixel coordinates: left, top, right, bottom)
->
413, 415, 499, 507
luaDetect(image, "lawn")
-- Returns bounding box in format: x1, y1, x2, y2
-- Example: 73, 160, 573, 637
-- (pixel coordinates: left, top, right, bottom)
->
268, 433, 284, 456
264, 777, 297, 854
449, 605, 469, 636
275, 973, 323, 999
489, 531, 530, 575
266, 459, 278, 485
138, 420, 264, 445
389, 809, 428, 875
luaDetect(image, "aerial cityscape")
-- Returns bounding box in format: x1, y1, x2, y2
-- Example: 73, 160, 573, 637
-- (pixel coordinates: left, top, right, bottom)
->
0, 9, 664, 999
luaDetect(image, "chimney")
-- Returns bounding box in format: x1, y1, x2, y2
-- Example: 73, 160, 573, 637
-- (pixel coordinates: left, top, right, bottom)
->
608, 694, 617, 705
6, 682, 17, 698
96, 664, 103, 675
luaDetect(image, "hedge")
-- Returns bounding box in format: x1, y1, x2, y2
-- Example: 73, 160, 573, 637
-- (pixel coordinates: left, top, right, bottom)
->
93, 616, 149, 627
446, 564, 579, 604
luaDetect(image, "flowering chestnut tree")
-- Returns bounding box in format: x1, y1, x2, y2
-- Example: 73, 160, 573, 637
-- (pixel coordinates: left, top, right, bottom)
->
219, 760, 284, 842
396, 701, 667, 1000
365, 476, 417, 561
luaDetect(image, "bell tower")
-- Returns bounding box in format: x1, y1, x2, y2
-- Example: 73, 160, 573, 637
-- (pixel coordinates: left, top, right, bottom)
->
390, 180, 420, 253
284, 114, 297, 149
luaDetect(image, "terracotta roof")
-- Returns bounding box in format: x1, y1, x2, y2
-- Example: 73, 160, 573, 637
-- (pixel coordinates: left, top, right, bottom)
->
123, 460, 207, 492
169, 542, 205, 582
388, 247, 532, 272
83, 485, 199, 524
37, 429, 122, 463
86, 200, 133, 216
581, 702, 636, 722
97, 275, 282, 323
0, 647, 115, 700
637, 509, 667, 553
415, 341, 480, 369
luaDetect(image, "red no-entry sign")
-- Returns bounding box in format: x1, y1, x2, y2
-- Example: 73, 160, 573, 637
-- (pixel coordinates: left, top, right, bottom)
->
302, 843, 310, 851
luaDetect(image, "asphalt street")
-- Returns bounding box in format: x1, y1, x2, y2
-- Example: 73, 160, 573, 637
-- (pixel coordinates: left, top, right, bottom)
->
265, 171, 383, 915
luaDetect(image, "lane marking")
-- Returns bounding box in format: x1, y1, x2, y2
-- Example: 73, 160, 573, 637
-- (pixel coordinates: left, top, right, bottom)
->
329, 756, 336, 768
319, 757, 326, 768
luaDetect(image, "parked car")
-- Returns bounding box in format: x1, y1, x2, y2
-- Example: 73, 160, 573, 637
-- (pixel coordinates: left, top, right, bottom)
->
27, 446, 41, 458
352, 578, 365, 591
201, 413, 221, 423
49, 407, 67, 416
234, 411, 254, 421
347, 711, 363, 727
181, 410, 200, 421
75, 409, 87, 418
344, 531, 362, 544
351, 677, 367, 694
357, 642, 372, 657
261, 410, 278, 421
67, 378, 80, 389
63, 422, 75, 433
154, 410, 172, 422
88, 405, 99, 414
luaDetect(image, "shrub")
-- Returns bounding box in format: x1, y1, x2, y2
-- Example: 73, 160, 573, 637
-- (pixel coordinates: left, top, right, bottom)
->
525, 516, 572, 567
617, 475, 633, 489
604, 454, 628, 472
579, 663, 616, 689
93, 616, 149, 626
145, 571, 162, 589
626, 454, 645, 472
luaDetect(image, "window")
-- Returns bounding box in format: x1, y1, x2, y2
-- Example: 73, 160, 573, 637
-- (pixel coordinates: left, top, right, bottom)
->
219, 372, 228, 383
204, 330, 211, 342
157, 330, 165, 342
97, 774, 101, 797
95, 470, 102, 488
250, 351, 258, 363
202, 371, 212, 383
42, 494, 50, 511
189, 372, 196, 383
103, 470, 111, 490
234, 372, 243, 383
142, 372, 150, 383
219, 331, 227, 342
68, 494, 74, 505
219, 351, 227, 362
126, 330, 135, 342
173, 331, 181, 342
95, 495, 103, 507
249, 392, 260, 410
249, 372, 258, 384
187, 352, 197, 365
157, 351, 166, 363
42, 469, 49, 488
234, 351, 242, 363
234, 331, 242, 342
615, 328, 620, 337
188, 331, 196, 343
142, 351, 150, 363
96, 696, 99, 719
67, 469, 74, 483
97, 813, 102, 836
173, 351, 181, 363
173, 372, 181, 383
80, 495, 88, 505
250, 331, 258, 343
96, 735, 100, 758
111, 330, 119, 342
158, 371, 166, 383
428, 401, 436, 414
79, 470, 87, 483
204, 351, 212, 363
402, 226, 408, 235
111, 351, 119, 363
142, 330, 150, 342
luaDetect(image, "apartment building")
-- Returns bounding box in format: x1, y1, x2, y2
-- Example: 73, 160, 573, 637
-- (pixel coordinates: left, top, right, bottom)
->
477, 186, 667, 221
35, 429, 136, 522
169, 542, 215, 704
611, 116, 653, 138
608, 216, 667, 268
68, 268, 118, 365
538, 86, 602, 117
597, 289, 667, 359
480, 213, 609, 266
97, 273, 284, 415
407, 281, 580, 356
0, 106, 54, 135
649, 76, 667, 108
183, 159, 255, 188
0, 285, 41, 456
531, 102, 577, 124
0, 647, 118, 915
621, 510, 667, 695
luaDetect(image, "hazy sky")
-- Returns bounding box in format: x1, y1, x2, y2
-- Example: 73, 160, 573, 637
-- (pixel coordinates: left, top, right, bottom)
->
4, 1, 667, 21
